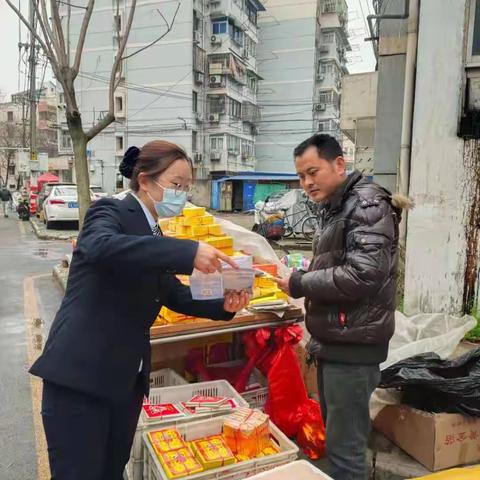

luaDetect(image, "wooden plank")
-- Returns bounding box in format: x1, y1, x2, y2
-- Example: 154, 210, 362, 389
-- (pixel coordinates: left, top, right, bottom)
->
150, 306, 303, 339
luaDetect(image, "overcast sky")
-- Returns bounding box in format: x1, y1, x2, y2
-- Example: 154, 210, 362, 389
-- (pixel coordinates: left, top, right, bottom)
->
0, 0, 376, 99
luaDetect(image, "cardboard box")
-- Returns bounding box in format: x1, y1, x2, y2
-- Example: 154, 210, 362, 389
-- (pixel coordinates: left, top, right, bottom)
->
295, 343, 319, 401
373, 405, 480, 471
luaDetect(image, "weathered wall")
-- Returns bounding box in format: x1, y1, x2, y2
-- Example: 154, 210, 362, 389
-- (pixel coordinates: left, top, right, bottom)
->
404, 0, 468, 314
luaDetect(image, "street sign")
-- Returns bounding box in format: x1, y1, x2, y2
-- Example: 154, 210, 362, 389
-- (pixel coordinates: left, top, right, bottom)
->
17, 152, 30, 173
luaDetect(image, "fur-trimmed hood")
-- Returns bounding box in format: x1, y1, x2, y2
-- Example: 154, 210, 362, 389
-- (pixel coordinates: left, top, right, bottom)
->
391, 193, 414, 210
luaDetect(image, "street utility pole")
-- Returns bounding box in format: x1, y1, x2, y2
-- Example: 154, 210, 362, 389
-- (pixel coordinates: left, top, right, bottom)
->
28, 0, 37, 161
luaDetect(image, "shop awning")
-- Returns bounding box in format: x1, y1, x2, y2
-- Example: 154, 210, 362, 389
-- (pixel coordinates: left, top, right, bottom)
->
217, 173, 298, 182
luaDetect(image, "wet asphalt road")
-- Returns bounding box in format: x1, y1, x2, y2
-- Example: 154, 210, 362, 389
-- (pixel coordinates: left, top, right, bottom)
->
0, 215, 69, 480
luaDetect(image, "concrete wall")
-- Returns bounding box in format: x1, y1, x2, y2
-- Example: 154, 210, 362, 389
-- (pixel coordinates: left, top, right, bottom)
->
190, 179, 211, 207
404, 0, 468, 314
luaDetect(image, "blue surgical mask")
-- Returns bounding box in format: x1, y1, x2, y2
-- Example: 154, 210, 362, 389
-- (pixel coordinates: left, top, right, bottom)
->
147, 182, 187, 218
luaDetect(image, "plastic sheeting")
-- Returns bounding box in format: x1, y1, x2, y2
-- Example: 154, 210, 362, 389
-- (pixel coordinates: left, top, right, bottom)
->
370, 312, 476, 419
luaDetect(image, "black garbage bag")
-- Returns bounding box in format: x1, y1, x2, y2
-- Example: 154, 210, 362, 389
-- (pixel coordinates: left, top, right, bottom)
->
379, 347, 480, 416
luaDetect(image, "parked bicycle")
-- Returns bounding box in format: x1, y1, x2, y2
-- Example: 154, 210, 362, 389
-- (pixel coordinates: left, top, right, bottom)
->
282, 200, 319, 241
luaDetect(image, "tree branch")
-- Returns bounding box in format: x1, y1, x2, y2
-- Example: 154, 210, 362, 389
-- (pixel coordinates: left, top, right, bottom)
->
72, 0, 96, 77
122, 3, 180, 61
37, 0, 61, 58
4, 0, 60, 75
86, 0, 137, 140
49, 0, 68, 66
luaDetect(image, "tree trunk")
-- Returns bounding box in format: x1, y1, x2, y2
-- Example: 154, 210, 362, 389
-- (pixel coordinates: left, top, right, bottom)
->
69, 120, 90, 229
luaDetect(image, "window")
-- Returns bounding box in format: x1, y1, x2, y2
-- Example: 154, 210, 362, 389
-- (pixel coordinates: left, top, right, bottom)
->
59, 93, 65, 104
193, 46, 205, 73
228, 98, 242, 118
116, 136, 124, 152
210, 135, 224, 151
8, 164, 15, 175
192, 91, 198, 113
192, 131, 198, 152
247, 75, 257, 93
230, 24, 243, 45
7, 111, 13, 122
244, 35, 257, 57
115, 95, 124, 113
246, 0, 258, 25
208, 95, 226, 114
212, 19, 228, 35
322, 33, 335, 44
227, 135, 241, 153
241, 139, 254, 158
193, 10, 201, 32
468, 0, 480, 63
61, 130, 72, 150
322, 0, 337, 13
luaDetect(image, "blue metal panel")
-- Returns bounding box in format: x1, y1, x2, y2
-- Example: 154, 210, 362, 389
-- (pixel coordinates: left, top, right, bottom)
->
242, 181, 256, 211
211, 180, 220, 210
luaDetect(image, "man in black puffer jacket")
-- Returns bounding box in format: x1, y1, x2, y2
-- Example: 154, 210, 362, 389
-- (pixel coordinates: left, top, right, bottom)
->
274, 134, 410, 480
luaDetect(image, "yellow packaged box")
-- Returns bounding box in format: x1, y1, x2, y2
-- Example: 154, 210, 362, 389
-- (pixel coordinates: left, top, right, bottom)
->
208, 224, 223, 236
175, 225, 187, 235
159, 447, 204, 479
183, 216, 203, 227
183, 207, 206, 218
148, 429, 186, 455
191, 435, 236, 470
255, 277, 277, 289
223, 408, 271, 458
191, 225, 208, 237
205, 236, 234, 249
201, 215, 215, 225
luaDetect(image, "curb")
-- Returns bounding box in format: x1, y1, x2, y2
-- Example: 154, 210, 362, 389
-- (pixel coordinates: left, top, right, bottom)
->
53, 264, 68, 292
30, 218, 77, 241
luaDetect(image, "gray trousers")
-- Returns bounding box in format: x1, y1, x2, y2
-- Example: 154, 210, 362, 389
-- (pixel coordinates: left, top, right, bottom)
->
317, 362, 380, 480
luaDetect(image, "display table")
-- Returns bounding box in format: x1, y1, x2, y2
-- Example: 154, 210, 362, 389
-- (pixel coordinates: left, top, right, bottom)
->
150, 306, 303, 345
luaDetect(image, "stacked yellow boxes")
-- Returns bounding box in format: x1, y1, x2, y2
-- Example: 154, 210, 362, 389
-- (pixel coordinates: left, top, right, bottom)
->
250, 274, 289, 305
166, 207, 234, 256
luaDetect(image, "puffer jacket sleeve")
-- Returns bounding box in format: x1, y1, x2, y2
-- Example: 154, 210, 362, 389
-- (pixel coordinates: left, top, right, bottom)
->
289, 200, 396, 302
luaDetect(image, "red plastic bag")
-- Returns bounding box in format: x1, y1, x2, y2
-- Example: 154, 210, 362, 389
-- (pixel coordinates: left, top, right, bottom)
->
244, 325, 326, 459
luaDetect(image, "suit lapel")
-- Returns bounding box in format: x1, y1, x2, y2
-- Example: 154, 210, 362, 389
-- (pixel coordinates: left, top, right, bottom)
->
121, 193, 153, 236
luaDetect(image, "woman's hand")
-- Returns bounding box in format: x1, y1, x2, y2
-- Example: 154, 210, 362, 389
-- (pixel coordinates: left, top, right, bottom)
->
194, 243, 239, 274
224, 290, 251, 313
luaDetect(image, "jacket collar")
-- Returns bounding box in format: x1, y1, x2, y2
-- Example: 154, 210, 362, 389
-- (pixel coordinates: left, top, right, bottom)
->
122, 193, 153, 236
326, 170, 363, 213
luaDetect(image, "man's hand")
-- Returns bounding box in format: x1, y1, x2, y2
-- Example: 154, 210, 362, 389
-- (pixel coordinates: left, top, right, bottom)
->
194, 242, 239, 274
223, 290, 251, 313
273, 276, 291, 296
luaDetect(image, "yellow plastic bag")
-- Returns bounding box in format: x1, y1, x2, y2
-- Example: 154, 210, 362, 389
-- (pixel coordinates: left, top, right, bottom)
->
412, 466, 480, 480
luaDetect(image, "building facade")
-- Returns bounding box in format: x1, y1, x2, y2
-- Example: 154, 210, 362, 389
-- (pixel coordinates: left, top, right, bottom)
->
255, 0, 350, 173
63, 0, 265, 195
371, 0, 480, 316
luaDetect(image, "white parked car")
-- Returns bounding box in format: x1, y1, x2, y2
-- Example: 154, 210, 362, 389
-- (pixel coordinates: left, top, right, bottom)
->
44, 185, 96, 229
90, 185, 109, 198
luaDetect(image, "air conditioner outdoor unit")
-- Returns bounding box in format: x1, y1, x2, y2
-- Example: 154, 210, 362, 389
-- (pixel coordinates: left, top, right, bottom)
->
89, 164, 96, 172
315, 103, 327, 111
195, 112, 203, 121
319, 45, 329, 54
317, 74, 325, 81
209, 113, 220, 122
210, 151, 221, 161
209, 75, 222, 86
194, 72, 205, 84
194, 30, 202, 44
194, 153, 203, 163
211, 35, 222, 45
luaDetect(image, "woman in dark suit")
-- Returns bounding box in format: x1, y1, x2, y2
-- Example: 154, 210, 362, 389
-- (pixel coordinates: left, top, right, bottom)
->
30, 140, 249, 480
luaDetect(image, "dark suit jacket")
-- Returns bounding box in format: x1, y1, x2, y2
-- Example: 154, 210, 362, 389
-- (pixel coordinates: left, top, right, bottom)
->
30, 194, 233, 400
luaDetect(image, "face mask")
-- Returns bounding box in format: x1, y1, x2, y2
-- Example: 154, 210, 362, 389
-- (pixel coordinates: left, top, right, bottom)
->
147, 182, 187, 218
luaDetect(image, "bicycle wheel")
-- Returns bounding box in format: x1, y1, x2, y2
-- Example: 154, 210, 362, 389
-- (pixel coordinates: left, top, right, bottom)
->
302, 216, 318, 241
283, 225, 294, 238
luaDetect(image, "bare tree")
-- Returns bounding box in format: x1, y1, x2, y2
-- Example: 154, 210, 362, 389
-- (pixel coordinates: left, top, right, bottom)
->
4, 0, 179, 226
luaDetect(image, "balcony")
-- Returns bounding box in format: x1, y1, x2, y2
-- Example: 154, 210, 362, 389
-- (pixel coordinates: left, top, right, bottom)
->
209, 0, 263, 36
208, 53, 247, 85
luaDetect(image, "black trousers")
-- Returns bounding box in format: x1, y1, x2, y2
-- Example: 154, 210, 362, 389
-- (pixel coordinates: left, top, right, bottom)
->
41, 377, 144, 480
